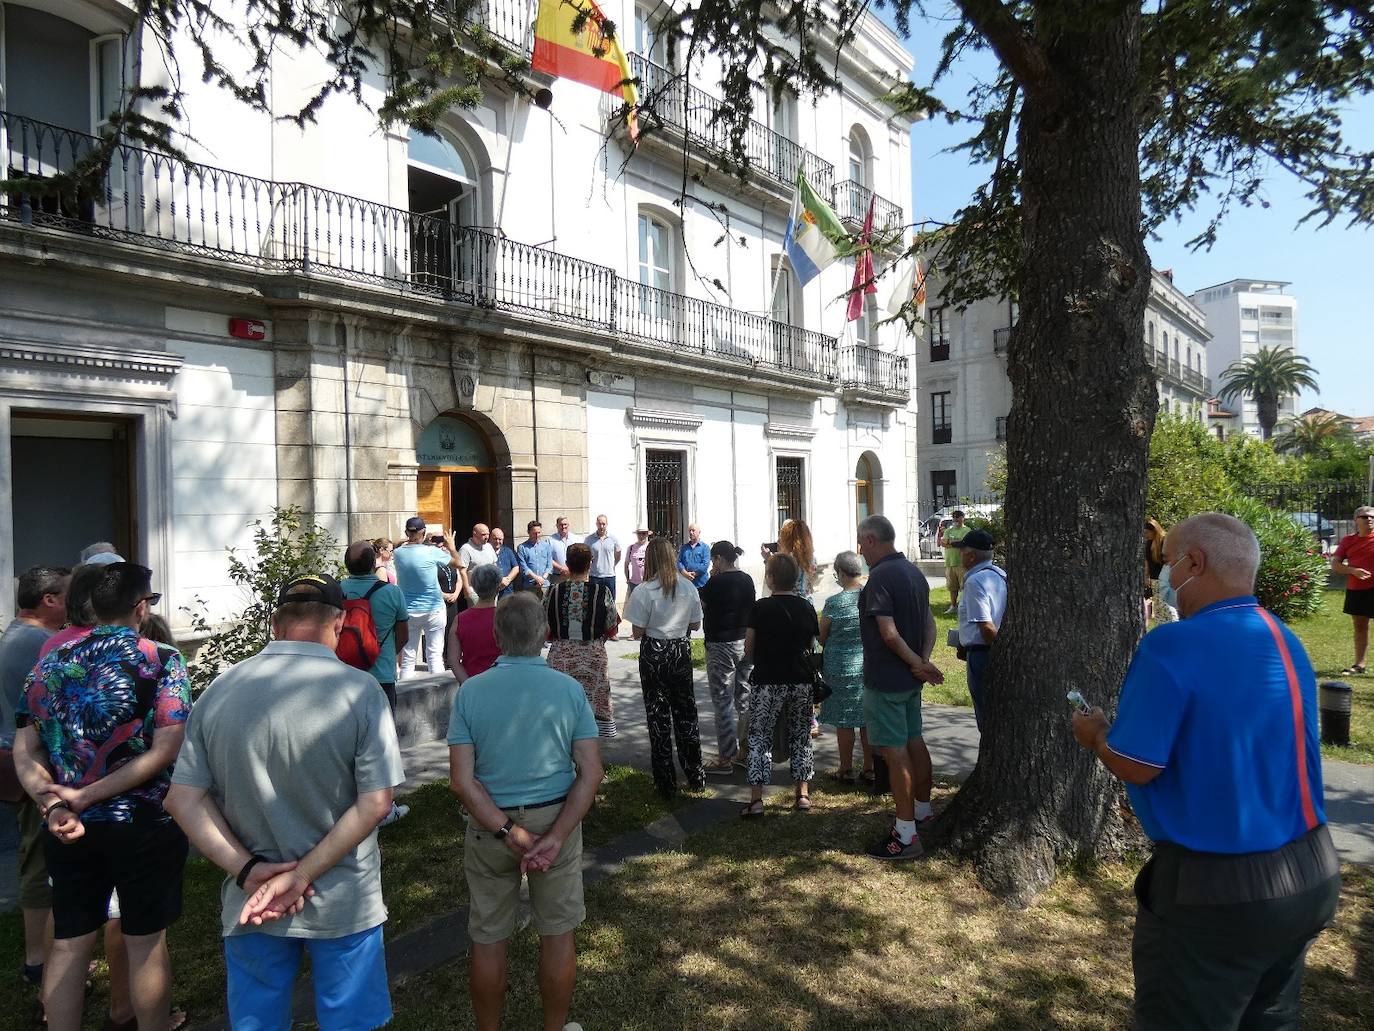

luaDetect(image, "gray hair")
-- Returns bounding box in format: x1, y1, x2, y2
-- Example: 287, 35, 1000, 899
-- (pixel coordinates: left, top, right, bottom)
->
1357, 505, 1374, 519
494, 593, 547, 656
833, 551, 863, 578
1171, 513, 1260, 584
79, 542, 117, 562
857, 515, 896, 543
469, 563, 504, 601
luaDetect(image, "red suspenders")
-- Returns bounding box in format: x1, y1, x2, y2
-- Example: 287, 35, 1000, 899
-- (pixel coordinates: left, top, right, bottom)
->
1256, 608, 1320, 832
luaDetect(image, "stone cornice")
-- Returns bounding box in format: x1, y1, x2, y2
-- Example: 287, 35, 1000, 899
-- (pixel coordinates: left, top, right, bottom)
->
628, 408, 704, 432
765, 421, 817, 442
0, 341, 183, 381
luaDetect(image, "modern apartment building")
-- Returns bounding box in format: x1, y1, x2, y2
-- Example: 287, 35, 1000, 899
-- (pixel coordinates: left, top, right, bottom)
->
915, 268, 1211, 506
0, 1, 923, 626
1190, 279, 1300, 438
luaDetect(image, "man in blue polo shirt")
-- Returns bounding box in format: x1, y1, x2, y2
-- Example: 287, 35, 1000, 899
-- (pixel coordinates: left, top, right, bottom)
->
856, 514, 944, 861
448, 593, 603, 1031
1073, 513, 1340, 1030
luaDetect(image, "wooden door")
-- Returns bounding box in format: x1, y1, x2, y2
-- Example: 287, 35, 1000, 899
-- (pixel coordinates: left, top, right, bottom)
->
416, 470, 452, 532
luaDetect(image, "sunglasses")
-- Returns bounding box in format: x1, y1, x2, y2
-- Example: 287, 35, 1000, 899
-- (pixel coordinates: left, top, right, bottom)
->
142, 593, 162, 606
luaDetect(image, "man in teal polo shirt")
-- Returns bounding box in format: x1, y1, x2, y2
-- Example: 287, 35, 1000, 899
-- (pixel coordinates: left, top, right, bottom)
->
1073, 513, 1340, 1030
448, 593, 602, 1031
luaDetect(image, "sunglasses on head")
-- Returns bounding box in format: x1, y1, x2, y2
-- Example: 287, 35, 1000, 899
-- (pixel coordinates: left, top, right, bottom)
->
142, 593, 162, 606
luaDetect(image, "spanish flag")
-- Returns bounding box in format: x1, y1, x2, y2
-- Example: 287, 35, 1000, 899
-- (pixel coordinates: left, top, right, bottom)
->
532, 0, 639, 139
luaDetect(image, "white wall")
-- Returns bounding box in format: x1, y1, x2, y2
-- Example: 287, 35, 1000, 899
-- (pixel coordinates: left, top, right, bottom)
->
168, 335, 278, 625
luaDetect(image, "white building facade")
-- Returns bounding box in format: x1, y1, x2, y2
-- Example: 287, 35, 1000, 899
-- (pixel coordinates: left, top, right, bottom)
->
915, 268, 1212, 506
0, 0, 922, 626
1189, 278, 1300, 438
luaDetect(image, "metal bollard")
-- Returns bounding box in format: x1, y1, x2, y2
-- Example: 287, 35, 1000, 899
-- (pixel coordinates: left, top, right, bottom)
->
1319, 681, 1353, 747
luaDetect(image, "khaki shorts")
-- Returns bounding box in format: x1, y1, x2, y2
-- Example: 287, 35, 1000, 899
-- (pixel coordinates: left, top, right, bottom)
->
5, 796, 52, 909
945, 563, 964, 591
464, 802, 584, 944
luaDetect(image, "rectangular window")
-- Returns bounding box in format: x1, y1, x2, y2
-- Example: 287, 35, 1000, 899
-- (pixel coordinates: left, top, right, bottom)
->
930, 470, 957, 509
644, 449, 686, 546
929, 306, 949, 361
931, 391, 952, 444
776, 456, 806, 526
1240, 307, 1259, 320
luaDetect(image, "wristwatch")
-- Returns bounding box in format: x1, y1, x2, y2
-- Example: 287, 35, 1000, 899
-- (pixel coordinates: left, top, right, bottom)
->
494, 818, 514, 840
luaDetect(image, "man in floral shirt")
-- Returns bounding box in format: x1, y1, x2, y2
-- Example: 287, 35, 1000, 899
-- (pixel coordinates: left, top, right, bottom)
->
13, 563, 191, 1031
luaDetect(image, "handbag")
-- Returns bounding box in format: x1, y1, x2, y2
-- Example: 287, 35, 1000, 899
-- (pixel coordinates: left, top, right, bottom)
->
780, 598, 833, 704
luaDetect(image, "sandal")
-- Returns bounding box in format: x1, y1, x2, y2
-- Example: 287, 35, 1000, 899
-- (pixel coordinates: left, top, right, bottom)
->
1341, 665, 1366, 675
740, 800, 766, 820
794, 796, 812, 812
827, 769, 856, 784
860, 770, 876, 784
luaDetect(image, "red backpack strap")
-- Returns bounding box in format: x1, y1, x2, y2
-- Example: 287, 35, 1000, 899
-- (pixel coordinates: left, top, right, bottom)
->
1256, 608, 1319, 832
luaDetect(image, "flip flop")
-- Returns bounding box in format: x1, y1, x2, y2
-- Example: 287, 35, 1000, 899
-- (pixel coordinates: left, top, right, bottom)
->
827, 769, 857, 783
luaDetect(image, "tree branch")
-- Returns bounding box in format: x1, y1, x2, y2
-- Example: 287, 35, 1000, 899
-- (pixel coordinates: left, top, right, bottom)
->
953, 0, 1056, 94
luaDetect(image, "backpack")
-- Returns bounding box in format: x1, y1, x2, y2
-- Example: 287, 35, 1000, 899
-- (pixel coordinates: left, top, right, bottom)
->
336, 581, 387, 670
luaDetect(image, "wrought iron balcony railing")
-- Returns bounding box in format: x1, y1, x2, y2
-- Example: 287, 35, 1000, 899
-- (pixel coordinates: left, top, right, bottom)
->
451, 0, 533, 53
0, 111, 872, 388
995, 416, 1007, 442
628, 54, 835, 193
993, 326, 1012, 355
1142, 341, 1211, 396
932, 425, 952, 445
838, 344, 909, 397
832, 179, 904, 234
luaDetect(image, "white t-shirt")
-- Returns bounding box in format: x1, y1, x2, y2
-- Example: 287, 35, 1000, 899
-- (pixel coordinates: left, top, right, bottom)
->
460, 542, 497, 568
624, 577, 703, 639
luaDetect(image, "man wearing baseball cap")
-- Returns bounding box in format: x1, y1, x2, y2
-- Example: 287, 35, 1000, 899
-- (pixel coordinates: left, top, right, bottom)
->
393, 517, 462, 679
165, 572, 406, 1031
953, 529, 1007, 735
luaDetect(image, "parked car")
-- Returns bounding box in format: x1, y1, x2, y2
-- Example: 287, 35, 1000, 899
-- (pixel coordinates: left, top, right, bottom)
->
1288, 511, 1336, 552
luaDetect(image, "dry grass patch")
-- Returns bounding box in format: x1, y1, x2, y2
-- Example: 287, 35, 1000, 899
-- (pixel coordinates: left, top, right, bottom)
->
389, 787, 1374, 1030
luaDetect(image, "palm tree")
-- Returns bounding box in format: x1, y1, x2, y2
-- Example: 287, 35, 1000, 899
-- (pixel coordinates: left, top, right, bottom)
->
1273, 410, 1356, 456
1217, 346, 1320, 440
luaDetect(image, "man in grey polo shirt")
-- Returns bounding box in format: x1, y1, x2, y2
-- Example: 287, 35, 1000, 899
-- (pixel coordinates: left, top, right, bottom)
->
856, 515, 944, 861
165, 573, 405, 1031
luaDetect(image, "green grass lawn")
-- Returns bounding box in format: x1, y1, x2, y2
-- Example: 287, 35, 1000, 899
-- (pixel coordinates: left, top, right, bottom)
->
385, 786, 1374, 1030
622, 638, 708, 668
0, 765, 677, 1031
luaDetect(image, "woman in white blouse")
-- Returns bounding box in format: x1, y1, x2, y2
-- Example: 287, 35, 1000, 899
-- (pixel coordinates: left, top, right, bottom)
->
624, 537, 706, 797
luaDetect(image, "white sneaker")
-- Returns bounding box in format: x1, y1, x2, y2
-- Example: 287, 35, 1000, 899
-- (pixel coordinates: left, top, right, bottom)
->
379, 803, 410, 827
564, 1024, 585, 1031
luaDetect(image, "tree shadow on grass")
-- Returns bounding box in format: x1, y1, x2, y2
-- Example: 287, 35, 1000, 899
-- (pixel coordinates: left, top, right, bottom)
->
387, 785, 1374, 1031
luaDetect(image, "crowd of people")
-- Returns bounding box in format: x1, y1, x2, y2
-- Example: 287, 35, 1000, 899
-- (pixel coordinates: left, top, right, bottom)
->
1, 502, 1370, 1030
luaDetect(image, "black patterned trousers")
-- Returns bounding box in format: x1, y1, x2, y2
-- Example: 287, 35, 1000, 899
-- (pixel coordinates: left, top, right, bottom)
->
638, 636, 706, 795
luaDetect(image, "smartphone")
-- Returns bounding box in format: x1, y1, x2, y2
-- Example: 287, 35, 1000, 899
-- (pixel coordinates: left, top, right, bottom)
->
1066, 690, 1092, 714
765, 542, 779, 553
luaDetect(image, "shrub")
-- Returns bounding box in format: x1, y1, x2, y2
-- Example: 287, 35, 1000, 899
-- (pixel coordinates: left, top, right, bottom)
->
1147, 415, 1235, 527
182, 506, 343, 693
1223, 497, 1328, 621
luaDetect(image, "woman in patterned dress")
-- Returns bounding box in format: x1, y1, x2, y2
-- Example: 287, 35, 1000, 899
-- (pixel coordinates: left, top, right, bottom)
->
545, 543, 621, 737
818, 550, 872, 782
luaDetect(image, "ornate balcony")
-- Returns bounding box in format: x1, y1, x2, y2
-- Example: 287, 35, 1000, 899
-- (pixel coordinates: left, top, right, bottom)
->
837, 344, 910, 403
627, 54, 834, 196
1142, 341, 1211, 396
832, 179, 904, 236
0, 111, 905, 394
993, 326, 1012, 355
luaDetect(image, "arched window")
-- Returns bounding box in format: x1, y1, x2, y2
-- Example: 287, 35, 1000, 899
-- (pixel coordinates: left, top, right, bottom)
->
855, 451, 882, 526
636, 209, 679, 322
407, 127, 480, 226
848, 125, 872, 187
1148, 323, 1156, 349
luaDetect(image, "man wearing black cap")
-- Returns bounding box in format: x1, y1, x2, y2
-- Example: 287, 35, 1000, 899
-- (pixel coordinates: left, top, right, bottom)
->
165, 572, 405, 1031
393, 517, 462, 680
954, 529, 1007, 736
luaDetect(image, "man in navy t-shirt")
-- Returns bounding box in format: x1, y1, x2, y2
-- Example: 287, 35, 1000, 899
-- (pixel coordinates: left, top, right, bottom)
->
1073, 513, 1340, 1030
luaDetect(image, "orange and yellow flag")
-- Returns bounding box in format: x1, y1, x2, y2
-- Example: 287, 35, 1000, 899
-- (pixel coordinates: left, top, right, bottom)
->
532, 0, 639, 138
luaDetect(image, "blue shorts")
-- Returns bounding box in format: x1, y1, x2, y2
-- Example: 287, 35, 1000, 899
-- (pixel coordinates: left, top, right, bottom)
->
225, 924, 391, 1031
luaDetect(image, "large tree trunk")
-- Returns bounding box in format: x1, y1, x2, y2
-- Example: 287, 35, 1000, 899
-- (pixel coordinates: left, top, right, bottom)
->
925, 3, 1155, 907
1258, 395, 1278, 439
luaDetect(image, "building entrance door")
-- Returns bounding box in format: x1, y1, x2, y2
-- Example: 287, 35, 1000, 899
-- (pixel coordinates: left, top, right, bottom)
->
416, 413, 500, 537
10, 412, 135, 569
